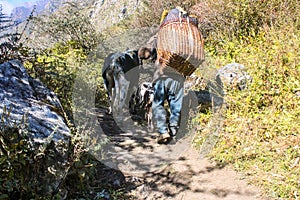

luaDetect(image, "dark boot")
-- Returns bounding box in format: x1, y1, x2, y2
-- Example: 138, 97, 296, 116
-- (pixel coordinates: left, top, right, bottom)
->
169, 126, 178, 137
157, 132, 171, 144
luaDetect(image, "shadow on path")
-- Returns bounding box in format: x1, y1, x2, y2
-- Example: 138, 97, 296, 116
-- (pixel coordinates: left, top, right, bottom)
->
94, 107, 263, 200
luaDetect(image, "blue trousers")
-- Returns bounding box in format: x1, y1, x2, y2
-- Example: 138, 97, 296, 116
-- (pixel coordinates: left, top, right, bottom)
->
152, 77, 184, 134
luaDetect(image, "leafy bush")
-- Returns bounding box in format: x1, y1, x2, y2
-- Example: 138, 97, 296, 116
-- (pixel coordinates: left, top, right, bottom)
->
0, 106, 127, 199
0, 106, 66, 199
0, 107, 33, 199
24, 40, 107, 123
22, 1, 106, 122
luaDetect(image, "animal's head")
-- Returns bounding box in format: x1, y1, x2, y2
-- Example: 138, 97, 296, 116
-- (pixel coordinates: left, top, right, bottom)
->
140, 82, 154, 106
138, 47, 157, 63
140, 82, 153, 96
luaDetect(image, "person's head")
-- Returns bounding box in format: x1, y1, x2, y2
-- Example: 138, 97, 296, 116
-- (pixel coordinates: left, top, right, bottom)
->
176, 6, 187, 15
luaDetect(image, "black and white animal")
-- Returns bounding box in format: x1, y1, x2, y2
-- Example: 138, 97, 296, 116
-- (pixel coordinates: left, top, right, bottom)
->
102, 48, 155, 115
131, 82, 154, 130
143, 85, 154, 130
132, 82, 152, 109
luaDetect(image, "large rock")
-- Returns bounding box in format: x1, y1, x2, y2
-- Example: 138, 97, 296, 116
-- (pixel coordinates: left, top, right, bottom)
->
0, 60, 71, 196
193, 63, 252, 108
0, 60, 70, 141
216, 63, 252, 91
0, 60, 126, 198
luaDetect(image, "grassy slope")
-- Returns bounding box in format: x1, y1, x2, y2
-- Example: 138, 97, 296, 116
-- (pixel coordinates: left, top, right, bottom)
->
194, 20, 299, 200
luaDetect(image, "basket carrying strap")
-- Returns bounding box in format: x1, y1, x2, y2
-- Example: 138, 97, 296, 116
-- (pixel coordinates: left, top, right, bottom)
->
186, 16, 194, 62
178, 11, 194, 61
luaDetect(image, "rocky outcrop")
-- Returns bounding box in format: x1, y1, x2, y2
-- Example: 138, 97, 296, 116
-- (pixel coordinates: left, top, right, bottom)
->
0, 60, 70, 141
11, 0, 50, 22
90, 0, 141, 31
0, 60, 71, 196
11, 0, 143, 30
184, 63, 252, 112
216, 63, 252, 91
11, 0, 90, 23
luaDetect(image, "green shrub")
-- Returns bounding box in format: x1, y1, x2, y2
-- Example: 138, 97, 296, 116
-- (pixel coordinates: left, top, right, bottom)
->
0, 107, 54, 199
24, 41, 83, 119
29, 2, 101, 52
24, 40, 107, 123
191, 0, 300, 41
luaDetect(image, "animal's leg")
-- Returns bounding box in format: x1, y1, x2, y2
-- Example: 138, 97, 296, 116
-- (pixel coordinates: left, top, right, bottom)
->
120, 83, 129, 111
149, 112, 154, 131
145, 106, 153, 131
119, 73, 130, 113
104, 69, 115, 115
113, 78, 120, 114
129, 92, 136, 114
109, 87, 115, 114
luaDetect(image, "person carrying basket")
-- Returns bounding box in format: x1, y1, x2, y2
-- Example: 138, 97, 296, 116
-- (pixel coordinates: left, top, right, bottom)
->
152, 6, 205, 144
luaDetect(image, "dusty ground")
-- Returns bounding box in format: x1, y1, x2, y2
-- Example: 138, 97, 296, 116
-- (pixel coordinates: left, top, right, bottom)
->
127, 148, 263, 200
94, 106, 266, 200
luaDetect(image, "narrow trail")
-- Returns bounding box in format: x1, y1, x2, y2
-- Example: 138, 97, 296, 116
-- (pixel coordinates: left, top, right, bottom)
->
96, 107, 265, 200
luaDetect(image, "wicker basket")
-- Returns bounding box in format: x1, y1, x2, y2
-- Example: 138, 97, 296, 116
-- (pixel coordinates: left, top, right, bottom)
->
157, 18, 205, 76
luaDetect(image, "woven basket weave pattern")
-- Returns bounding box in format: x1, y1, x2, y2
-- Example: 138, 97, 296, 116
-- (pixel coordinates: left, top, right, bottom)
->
157, 20, 204, 76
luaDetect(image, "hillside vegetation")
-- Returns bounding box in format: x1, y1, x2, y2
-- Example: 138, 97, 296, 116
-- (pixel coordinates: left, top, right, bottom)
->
189, 0, 300, 199
0, 0, 299, 199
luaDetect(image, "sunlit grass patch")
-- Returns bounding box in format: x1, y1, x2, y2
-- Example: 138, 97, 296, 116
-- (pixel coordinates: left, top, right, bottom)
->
194, 23, 300, 199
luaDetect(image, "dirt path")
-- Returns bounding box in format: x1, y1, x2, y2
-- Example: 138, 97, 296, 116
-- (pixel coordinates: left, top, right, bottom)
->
127, 148, 263, 200
96, 107, 265, 200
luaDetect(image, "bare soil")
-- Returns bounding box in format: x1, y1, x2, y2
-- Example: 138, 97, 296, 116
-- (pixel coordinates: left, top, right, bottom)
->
96, 107, 266, 200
